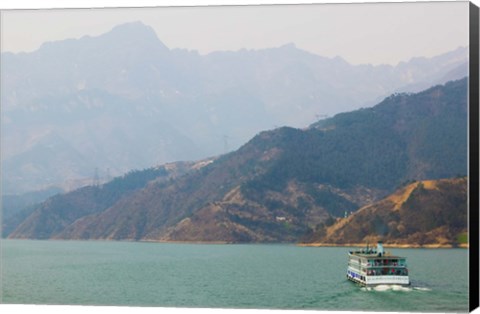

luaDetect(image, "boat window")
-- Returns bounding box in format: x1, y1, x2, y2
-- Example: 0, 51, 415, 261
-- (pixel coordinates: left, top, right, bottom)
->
365, 268, 409, 276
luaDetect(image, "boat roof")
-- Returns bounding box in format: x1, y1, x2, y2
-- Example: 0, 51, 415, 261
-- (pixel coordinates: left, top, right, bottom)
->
350, 252, 406, 259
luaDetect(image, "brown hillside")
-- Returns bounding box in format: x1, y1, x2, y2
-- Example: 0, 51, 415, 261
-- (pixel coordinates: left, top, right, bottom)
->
302, 178, 468, 247
149, 181, 333, 243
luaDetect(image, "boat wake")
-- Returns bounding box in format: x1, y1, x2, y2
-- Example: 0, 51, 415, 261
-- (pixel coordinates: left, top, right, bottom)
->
412, 286, 432, 291
362, 285, 432, 292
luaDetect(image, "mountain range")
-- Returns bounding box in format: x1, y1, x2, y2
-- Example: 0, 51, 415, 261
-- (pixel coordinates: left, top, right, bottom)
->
1, 21, 468, 195
5, 78, 468, 244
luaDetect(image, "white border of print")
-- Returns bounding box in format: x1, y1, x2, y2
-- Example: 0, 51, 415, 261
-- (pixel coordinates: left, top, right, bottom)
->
0, 1, 478, 314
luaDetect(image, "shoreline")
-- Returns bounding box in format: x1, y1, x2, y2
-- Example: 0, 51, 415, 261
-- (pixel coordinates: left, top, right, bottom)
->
298, 242, 469, 249
4, 238, 469, 248
141, 239, 230, 245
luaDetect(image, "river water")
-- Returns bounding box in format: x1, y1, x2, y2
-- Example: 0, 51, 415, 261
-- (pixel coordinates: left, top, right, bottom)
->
0, 240, 469, 312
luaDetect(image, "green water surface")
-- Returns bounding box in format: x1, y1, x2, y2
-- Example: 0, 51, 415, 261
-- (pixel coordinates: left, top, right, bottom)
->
0, 240, 469, 312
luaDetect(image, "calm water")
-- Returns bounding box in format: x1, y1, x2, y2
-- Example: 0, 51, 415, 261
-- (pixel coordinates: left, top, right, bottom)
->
0, 240, 469, 312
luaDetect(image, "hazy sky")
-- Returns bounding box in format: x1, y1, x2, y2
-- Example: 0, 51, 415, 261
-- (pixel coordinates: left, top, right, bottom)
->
0, 1, 470, 65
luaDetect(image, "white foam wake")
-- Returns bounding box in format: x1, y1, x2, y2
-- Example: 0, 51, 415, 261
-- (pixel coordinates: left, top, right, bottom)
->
362, 285, 431, 292
412, 286, 432, 291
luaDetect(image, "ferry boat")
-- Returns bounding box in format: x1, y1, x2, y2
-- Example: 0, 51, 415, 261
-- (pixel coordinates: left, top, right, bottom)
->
346, 241, 410, 286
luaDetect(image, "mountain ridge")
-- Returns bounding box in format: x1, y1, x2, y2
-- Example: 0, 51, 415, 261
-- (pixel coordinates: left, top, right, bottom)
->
5, 78, 468, 244
1, 21, 468, 195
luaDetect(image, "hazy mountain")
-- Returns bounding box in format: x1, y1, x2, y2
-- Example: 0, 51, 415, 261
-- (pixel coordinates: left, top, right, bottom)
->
1, 187, 63, 237
1, 21, 468, 194
301, 178, 468, 247
3, 160, 205, 238
2, 89, 203, 193
6, 78, 468, 242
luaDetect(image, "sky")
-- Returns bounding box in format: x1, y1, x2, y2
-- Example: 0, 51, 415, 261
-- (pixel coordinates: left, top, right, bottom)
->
0, 0, 470, 66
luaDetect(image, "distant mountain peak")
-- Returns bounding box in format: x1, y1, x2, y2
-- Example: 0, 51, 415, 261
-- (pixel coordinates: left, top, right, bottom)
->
109, 21, 155, 36
279, 42, 297, 49
34, 21, 169, 56
102, 21, 169, 51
